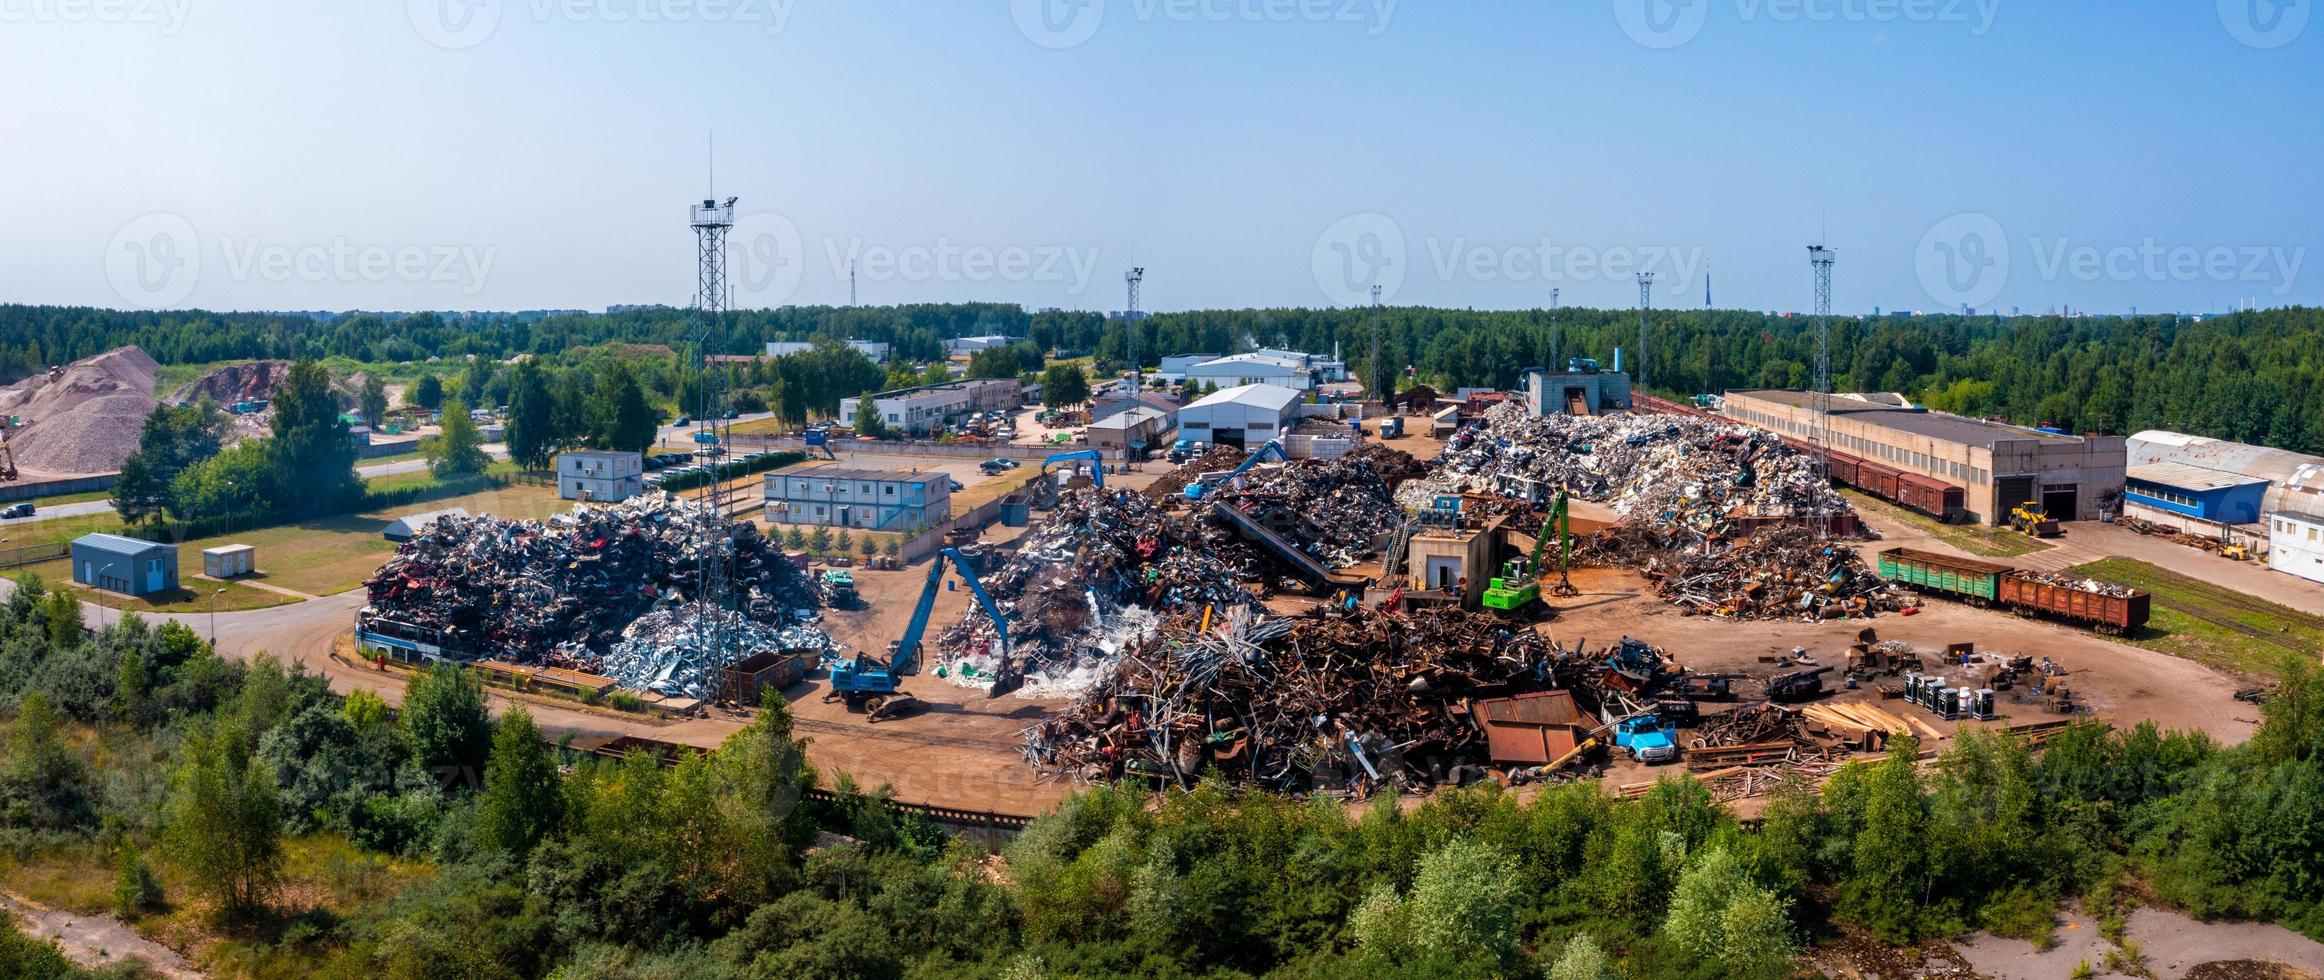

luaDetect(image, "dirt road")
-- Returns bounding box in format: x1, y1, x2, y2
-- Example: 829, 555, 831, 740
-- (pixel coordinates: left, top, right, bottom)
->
1, 891, 201, 979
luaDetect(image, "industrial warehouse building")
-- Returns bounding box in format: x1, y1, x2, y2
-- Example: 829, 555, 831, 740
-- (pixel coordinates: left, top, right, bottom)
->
763, 339, 890, 362
1721, 390, 2128, 526
71, 533, 178, 597
1176, 383, 1303, 449
839, 378, 1023, 437
766, 468, 952, 530
557, 450, 644, 502
2128, 430, 2324, 583
1521, 359, 1632, 416
1088, 406, 1172, 454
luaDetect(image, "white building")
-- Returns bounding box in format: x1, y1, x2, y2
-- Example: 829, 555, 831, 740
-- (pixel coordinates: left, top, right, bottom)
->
1175, 383, 1304, 449
766, 468, 952, 530
1088, 406, 1172, 453
765, 340, 891, 362
557, 450, 644, 502
1158, 354, 1220, 382
2269, 512, 2324, 585
838, 378, 1023, 436
1183, 352, 1324, 392
944, 335, 1020, 357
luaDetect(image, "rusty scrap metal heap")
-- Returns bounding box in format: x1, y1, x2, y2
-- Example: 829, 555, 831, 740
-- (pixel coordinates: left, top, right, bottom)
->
935, 487, 1255, 683
362, 495, 822, 666
2012, 569, 2143, 599
1024, 607, 1596, 795
1397, 403, 1852, 524
1201, 454, 1404, 568
1345, 442, 1426, 492
1144, 445, 1249, 500
1603, 524, 1907, 621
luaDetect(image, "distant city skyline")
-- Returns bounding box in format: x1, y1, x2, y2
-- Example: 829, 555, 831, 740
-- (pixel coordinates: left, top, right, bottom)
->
0, 4, 2313, 316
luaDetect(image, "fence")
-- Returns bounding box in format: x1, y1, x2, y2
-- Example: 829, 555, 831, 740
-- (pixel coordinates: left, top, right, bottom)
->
0, 542, 68, 570
0, 473, 118, 504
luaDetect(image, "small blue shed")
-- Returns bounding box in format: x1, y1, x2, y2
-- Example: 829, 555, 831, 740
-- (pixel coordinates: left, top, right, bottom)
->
71, 533, 179, 597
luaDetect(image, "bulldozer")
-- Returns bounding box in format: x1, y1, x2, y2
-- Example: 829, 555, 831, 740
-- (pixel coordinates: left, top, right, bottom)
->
2008, 502, 2061, 538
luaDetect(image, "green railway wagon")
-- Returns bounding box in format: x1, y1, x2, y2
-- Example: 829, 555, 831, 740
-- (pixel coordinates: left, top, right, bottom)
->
1877, 547, 2009, 604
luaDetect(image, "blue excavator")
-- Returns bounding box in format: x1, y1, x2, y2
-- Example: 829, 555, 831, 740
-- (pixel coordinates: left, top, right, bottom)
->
1042, 449, 1106, 489
825, 547, 1016, 721
1182, 440, 1289, 501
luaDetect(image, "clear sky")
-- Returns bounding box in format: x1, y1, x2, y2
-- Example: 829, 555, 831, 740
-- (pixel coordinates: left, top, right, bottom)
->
1, 1, 2316, 316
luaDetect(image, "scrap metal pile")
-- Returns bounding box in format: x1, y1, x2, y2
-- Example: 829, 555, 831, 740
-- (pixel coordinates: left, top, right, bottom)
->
1145, 445, 1248, 500
1590, 524, 1908, 621
2013, 569, 2144, 599
1023, 607, 1605, 795
1397, 403, 1852, 525
598, 604, 835, 698
935, 487, 1255, 694
1200, 453, 1404, 568
363, 495, 825, 688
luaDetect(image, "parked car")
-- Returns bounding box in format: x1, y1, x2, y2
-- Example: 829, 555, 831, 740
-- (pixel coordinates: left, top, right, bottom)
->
674, 415, 692, 427
0, 503, 33, 519
948, 478, 966, 492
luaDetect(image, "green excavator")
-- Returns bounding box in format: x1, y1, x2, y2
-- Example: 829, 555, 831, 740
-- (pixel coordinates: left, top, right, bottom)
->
1481, 490, 1576, 612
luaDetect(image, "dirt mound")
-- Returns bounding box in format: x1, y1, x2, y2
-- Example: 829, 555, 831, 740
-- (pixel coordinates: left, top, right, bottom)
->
0, 346, 161, 476
167, 360, 291, 407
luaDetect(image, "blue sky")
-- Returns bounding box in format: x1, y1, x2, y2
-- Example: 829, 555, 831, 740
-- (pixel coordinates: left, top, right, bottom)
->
0, 1, 2315, 315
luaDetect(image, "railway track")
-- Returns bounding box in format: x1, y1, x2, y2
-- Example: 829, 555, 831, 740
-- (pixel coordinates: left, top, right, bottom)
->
2076, 561, 2324, 665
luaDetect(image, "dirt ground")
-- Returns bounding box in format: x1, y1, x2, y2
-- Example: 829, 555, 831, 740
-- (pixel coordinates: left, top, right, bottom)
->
0, 891, 200, 979
1953, 903, 2324, 980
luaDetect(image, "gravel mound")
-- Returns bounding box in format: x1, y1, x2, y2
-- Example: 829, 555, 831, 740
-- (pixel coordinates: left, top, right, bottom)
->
0, 346, 161, 476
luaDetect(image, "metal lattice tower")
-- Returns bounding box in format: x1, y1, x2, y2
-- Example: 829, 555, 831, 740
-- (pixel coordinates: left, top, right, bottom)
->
1635, 273, 1655, 389
1369, 284, 1385, 401
689, 195, 738, 661
1809, 244, 1837, 534
1124, 267, 1143, 392
1548, 287, 1561, 371
850, 260, 857, 307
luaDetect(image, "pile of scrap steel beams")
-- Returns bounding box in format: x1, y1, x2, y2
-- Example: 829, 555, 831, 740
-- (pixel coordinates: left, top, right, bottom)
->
1022, 607, 1648, 795
935, 487, 1256, 690
362, 495, 824, 674
1199, 454, 1404, 568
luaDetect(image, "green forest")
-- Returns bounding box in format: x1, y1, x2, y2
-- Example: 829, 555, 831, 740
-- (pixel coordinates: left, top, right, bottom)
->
3, 580, 2322, 978
5, 303, 2320, 454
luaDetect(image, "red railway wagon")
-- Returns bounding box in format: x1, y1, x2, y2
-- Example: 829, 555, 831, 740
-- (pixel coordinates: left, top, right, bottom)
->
1824, 450, 1864, 487
1895, 473, 1967, 524
1857, 461, 1901, 501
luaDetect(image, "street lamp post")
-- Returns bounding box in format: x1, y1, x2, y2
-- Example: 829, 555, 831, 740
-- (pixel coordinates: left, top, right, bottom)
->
210, 588, 225, 647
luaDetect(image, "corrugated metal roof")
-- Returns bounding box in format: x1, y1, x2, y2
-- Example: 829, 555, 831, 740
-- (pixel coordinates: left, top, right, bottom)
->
1726, 389, 2081, 448
2126, 462, 2269, 493
73, 532, 169, 556
1089, 406, 1169, 431
1183, 383, 1303, 414
2129, 430, 2324, 485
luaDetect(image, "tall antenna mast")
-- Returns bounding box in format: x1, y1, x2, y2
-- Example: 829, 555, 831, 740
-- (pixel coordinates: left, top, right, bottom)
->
850, 261, 857, 307
1369, 284, 1385, 401
1808, 244, 1837, 536
1635, 273, 1655, 390
1124, 267, 1144, 393
689, 190, 738, 665
1549, 287, 1561, 371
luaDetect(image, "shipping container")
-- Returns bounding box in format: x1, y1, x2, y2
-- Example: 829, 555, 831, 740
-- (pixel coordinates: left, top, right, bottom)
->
1997, 573, 2151, 635
1877, 547, 2007, 603
1895, 474, 1968, 523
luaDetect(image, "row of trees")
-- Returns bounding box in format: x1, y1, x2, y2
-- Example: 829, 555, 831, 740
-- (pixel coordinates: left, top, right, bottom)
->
112, 358, 365, 526
4, 563, 2322, 976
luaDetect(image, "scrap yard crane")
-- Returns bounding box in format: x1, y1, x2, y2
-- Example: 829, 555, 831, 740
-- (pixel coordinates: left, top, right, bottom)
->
1182, 439, 1289, 501
825, 547, 1016, 721
1480, 489, 1576, 612
1042, 449, 1106, 489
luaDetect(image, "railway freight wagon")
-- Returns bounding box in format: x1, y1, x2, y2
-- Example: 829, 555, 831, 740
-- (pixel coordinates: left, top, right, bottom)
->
1876, 547, 2151, 635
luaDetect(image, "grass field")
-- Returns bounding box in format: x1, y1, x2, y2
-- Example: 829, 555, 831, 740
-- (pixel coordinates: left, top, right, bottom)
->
2073, 557, 2324, 675
1843, 490, 2055, 558
15, 481, 566, 605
